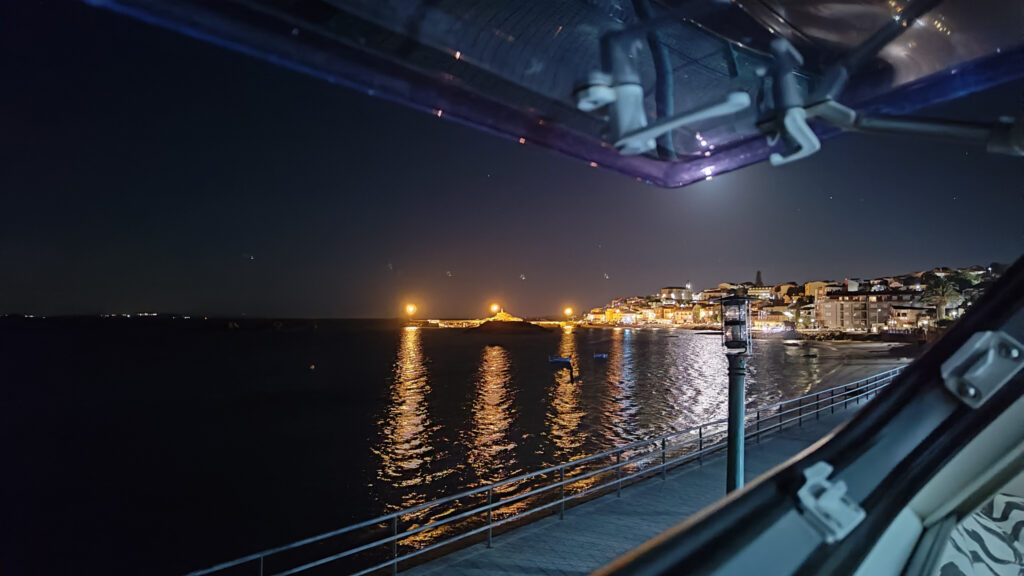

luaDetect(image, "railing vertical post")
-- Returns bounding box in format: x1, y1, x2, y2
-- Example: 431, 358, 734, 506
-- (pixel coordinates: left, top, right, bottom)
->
698, 427, 704, 465
616, 450, 622, 497
831, 389, 835, 414
816, 393, 821, 420
755, 410, 761, 443
486, 488, 493, 548
391, 516, 398, 575
259, 556, 264, 576
559, 468, 565, 519
798, 400, 803, 426
661, 438, 667, 480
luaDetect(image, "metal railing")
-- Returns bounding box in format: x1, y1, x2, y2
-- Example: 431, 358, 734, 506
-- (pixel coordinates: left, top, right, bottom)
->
188, 367, 904, 576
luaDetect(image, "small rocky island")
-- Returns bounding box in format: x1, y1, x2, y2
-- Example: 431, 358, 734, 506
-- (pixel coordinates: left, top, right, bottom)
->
465, 309, 553, 334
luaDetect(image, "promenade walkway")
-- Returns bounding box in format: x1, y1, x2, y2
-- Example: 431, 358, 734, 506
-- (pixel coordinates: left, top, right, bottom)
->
406, 409, 856, 576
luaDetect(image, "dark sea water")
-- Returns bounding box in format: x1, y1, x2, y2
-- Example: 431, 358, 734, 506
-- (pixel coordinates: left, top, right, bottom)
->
1, 318, 861, 575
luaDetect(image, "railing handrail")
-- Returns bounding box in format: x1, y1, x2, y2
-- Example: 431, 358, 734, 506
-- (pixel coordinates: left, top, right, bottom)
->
186, 366, 904, 576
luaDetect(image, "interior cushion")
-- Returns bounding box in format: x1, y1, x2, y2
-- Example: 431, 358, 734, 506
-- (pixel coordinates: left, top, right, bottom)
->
935, 494, 1024, 576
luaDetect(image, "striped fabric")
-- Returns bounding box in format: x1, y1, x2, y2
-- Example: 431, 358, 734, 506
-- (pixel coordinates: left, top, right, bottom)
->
936, 493, 1024, 576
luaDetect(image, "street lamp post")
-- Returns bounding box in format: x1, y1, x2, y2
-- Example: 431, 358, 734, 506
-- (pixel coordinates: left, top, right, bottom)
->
718, 295, 752, 493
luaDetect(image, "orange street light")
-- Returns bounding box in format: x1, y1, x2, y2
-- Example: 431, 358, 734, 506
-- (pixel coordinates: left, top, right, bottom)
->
490, 303, 500, 314
564, 307, 573, 317
405, 304, 417, 316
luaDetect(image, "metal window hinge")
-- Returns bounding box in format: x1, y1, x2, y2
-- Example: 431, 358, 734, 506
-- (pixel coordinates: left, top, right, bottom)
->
941, 330, 1024, 408
797, 461, 866, 544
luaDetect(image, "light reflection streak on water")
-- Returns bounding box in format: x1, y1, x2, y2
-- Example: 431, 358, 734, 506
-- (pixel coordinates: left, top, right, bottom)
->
545, 328, 585, 463
674, 334, 730, 425
601, 329, 641, 448
373, 328, 864, 544
657, 336, 706, 433
652, 334, 796, 436
646, 333, 731, 457
464, 345, 526, 517
374, 327, 450, 520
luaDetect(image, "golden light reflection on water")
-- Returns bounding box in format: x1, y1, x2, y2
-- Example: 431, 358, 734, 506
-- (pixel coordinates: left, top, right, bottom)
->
466, 346, 520, 486
546, 329, 584, 462
464, 345, 530, 519
374, 326, 450, 514
372, 327, 849, 548
546, 329, 604, 493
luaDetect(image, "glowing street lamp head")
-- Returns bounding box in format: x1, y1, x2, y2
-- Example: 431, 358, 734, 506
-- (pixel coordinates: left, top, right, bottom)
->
564, 307, 573, 317
490, 303, 500, 313
405, 304, 417, 315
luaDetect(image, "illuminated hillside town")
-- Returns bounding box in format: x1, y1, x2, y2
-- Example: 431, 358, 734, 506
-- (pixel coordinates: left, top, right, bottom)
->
409, 263, 1004, 334
577, 264, 1002, 333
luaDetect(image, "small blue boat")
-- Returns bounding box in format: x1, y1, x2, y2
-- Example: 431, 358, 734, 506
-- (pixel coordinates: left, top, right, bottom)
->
548, 355, 571, 363
593, 353, 608, 359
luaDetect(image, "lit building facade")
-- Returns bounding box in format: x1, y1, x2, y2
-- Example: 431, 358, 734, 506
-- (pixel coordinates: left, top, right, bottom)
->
660, 286, 693, 303
697, 288, 729, 302
888, 305, 932, 330
803, 281, 833, 302
747, 286, 773, 300
814, 290, 919, 331
753, 309, 790, 331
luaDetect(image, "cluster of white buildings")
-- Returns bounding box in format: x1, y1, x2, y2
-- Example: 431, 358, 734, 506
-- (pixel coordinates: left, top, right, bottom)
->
584, 265, 1000, 332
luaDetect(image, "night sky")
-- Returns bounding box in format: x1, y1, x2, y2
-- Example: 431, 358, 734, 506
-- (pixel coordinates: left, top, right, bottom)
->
2, 1, 1022, 319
